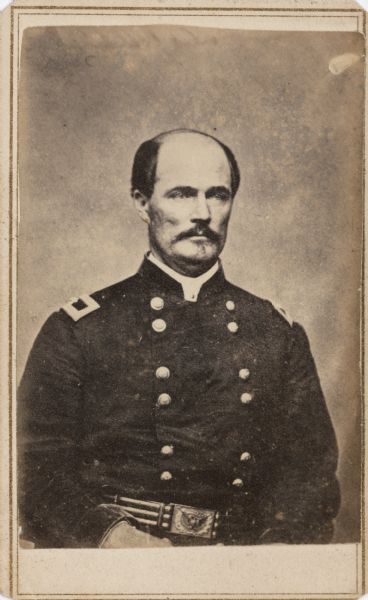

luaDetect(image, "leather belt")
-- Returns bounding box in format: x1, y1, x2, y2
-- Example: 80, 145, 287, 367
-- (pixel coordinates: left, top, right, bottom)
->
104, 493, 220, 539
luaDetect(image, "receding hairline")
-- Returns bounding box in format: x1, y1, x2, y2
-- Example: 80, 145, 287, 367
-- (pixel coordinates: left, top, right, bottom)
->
151, 129, 234, 187
131, 128, 240, 198
151, 128, 231, 152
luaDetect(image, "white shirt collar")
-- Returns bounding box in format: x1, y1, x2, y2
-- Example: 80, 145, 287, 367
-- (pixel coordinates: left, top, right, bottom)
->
147, 252, 219, 302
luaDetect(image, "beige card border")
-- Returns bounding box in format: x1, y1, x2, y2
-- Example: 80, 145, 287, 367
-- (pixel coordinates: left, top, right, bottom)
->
1, 2, 366, 598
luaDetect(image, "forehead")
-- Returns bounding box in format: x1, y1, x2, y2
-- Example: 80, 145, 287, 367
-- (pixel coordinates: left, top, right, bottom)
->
155, 134, 231, 188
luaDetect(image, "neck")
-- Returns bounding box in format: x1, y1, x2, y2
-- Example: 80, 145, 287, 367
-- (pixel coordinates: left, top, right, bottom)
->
150, 248, 217, 278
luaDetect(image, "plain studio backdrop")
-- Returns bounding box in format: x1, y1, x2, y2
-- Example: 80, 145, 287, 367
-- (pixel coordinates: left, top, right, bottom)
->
18, 26, 363, 543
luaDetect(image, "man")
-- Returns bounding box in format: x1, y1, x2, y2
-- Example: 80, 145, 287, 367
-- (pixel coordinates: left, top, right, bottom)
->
18, 129, 340, 548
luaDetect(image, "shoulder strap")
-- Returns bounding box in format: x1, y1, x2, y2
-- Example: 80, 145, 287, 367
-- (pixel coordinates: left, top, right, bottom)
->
62, 294, 100, 322
270, 301, 294, 327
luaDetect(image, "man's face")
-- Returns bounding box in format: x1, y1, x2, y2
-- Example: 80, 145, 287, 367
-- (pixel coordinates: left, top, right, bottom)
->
135, 133, 234, 276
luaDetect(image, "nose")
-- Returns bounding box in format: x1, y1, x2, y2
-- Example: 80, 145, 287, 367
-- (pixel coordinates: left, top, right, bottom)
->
191, 192, 211, 223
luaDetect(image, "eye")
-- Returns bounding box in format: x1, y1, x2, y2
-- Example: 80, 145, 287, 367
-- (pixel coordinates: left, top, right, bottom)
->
168, 190, 185, 199
166, 187, 197, 199
211, 192, 230, 201
206, 187, 231, 201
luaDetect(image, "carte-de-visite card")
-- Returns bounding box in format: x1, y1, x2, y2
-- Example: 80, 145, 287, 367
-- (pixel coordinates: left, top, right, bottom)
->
0, 1, 366, 599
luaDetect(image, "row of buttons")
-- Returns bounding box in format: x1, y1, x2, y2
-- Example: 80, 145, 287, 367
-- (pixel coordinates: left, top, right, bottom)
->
232, 451, 252, 489
150, 297, 166, 336
158, 443, 252, 487
150, 297, 236, 312
87, 460, 250, 489
156, 366, 250, 381
152, 319, 239, 333
157, 391, 253, 407
150, 297, 239, 334
152, 293, 250, 488
159, 472, 250, 487
151, 318, 239, 334
159, 446, 251, 462
239, 368, 253, 404
155, 367, 253, 406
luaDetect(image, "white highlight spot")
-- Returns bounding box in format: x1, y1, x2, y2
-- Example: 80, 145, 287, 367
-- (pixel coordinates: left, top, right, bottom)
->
354, 0, 368, 9
329, 53, 361, 75
0, 0, 12, 10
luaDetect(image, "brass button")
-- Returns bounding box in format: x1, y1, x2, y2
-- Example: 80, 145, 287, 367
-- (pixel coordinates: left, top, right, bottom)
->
240, 392, 253, 404
156, 366, 170, 380
151, 297, 164, 310
227, 322, 239, 333
157, 393, 172, 407
239, 368, 250, 380
226, 300, 235, 311
160, 470, 172, 481
152, 318, 167, 333
160, 445, 174, 457
232, 478, 244, 488
240, 451, 251, 462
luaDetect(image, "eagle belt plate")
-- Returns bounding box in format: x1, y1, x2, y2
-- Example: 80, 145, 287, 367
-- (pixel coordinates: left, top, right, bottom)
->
170, 504, 217, 538
105, 493, 220, 539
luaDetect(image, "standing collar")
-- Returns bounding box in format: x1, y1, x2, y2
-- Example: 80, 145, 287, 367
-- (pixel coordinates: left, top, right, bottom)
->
138, 253, 226, 301
147, 253, 219, 302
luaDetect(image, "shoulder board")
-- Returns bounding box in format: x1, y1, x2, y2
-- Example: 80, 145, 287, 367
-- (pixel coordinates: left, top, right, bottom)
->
62, 294, 100, 322
270, 301, 294, 327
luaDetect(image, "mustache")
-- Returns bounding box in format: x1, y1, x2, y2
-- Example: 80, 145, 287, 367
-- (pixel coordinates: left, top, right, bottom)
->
176, 226, 220, 242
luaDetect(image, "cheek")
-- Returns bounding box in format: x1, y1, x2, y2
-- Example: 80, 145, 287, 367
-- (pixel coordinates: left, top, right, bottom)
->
212, 206, 232, 231
149, 204, 184, 228
149, 207, 179, 234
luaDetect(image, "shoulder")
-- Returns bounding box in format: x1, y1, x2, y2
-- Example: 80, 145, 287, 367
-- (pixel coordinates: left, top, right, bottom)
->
225, 280, 295, 330
60, 272, 142, 324
26, 274, 142, 360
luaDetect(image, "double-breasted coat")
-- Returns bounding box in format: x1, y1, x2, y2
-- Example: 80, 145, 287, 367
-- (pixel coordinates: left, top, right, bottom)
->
18, 258, 340, 547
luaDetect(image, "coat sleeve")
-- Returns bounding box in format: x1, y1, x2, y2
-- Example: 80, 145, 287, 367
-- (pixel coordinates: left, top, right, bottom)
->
18, 311, 130, 548
258, 322, 340, 544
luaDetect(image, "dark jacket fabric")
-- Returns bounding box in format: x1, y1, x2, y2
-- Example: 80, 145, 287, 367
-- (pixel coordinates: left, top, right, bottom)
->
18, 258, 340, 547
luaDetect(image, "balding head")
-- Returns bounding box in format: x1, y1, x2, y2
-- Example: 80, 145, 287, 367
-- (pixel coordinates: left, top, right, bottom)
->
131, 129, 239, 276
131, 129, 240, 200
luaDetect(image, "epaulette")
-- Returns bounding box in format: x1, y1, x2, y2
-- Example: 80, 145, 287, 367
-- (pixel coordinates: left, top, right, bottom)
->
62, 294, 100, 322
270, 301, 294, 327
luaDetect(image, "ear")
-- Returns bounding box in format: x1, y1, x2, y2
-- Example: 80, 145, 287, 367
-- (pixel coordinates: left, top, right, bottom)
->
132, 189, 150, 225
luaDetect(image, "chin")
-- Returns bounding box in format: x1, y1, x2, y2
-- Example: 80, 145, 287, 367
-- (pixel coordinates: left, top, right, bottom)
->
171, 254, 219, 275
174, 240, 218, 265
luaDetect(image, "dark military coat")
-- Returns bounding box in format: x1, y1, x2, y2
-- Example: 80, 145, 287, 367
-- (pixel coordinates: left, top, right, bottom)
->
18, 258, 340, 548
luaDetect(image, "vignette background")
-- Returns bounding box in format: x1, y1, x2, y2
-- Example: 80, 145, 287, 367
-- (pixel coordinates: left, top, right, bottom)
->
18, 26, 364, 542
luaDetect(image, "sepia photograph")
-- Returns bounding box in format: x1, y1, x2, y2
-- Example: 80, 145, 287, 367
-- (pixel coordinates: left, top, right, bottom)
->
0, 1, 366, 598
17, 21, 363, 550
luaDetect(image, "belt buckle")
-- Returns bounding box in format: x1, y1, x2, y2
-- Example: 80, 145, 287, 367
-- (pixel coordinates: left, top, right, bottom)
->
168, 503, 219, 539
